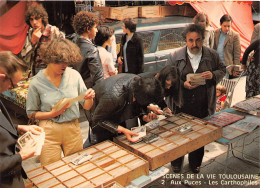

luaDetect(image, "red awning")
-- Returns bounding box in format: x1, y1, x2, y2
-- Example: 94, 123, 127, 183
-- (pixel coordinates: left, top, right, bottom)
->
168, 1, 254, 58
0, 1, 29, 54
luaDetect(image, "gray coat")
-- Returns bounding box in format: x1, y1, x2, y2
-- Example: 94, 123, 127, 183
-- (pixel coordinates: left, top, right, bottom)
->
166, 46, 226, 116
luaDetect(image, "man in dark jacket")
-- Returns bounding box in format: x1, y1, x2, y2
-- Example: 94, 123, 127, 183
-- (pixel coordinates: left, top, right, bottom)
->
72, 11, 103, 88
90, 73, 164, 143
166, 24, 226, 173
0, 51, 43, 188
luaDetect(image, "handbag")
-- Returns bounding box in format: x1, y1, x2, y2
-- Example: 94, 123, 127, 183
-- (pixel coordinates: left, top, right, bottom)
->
27, 112, 38, 125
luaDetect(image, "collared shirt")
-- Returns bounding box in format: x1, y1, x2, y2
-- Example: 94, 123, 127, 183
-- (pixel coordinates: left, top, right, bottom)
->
217, 29, 229, 65
123, 34, 132, 72
26, 67, 88, 123
97, 46, 116, 79
187, 48, 202, 73
20, 24, 65, 72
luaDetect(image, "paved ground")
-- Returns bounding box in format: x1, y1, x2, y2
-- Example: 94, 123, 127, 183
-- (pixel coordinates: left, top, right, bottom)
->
11, 76, 259, 187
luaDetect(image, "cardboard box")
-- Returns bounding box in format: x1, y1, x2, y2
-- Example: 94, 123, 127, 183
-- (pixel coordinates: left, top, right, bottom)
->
110, 6, 138, 20
179, 4, 197, 17
114, 113, 222, 170
93, 6, 139, 20
26, 141, 149, 187
138, 6, 161, 18
160, 6, 179, 17
93, 6, 110, 18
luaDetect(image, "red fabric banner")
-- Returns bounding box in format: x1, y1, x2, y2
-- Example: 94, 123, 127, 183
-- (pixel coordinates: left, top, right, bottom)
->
0, 1, 28, 54
189, 1, 254, 57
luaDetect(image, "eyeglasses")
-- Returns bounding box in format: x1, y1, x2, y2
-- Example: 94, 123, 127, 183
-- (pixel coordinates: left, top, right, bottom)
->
5, 75, 17, 89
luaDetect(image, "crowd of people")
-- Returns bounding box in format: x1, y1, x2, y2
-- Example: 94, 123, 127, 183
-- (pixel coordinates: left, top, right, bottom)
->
0, 3, 259, 187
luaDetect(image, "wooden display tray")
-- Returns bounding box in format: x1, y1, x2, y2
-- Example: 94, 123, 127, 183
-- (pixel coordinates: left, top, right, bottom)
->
26, 140, 149, 187
114, 113, 222, 170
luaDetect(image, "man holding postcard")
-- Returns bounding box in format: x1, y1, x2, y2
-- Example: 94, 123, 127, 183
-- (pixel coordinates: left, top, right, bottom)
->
166, 24, 226, 173
0, 51, 43, 188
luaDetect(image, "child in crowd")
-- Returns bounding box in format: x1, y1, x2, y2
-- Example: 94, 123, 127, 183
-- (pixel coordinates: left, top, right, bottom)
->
216, 84, 227, 112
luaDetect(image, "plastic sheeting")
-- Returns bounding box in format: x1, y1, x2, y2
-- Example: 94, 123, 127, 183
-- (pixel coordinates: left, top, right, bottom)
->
0, 1, 28, 54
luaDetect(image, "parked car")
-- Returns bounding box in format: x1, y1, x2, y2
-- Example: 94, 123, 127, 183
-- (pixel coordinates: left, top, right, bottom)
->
105, 16, 193, 72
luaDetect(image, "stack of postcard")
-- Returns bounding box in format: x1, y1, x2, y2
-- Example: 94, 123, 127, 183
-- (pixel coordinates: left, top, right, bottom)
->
17, 131, 45, 155
186, 73, 206, 86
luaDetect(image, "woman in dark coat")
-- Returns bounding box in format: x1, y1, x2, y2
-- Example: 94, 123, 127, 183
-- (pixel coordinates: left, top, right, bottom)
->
241, 38, 260, 98
117, 18, 144, 74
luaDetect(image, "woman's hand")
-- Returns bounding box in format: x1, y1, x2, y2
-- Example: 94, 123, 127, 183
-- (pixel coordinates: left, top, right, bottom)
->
51, 103, 70, 117
163, 107, 172, 115
18, 125, 44, 135
118, 126, 139, 142
142, 113, 158, 122
117, 56, 123, 64
84, 88, 95, 100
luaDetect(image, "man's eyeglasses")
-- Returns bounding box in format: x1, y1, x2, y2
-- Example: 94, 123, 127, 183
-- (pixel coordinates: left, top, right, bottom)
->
5, 75, 17, 89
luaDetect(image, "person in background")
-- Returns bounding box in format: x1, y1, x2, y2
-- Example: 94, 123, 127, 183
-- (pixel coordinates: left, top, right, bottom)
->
72, 11, 103, 88
228, 65, 240, 79
94, 25, 117, 79
216, 84, 227, 112
193, 12, 214, 48
0, 51, 43, 188
117, 18, 144, 74
26, 39, 95, 166
251, 23, 260, 43
20, 4, 65, 76
241, 38, 260, 98
213, 14, 241, 78
166, 24, 226, 173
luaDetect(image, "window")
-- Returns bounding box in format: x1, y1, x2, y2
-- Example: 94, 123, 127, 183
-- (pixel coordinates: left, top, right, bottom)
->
115, 31, 154, 54
157, 28, 185, 51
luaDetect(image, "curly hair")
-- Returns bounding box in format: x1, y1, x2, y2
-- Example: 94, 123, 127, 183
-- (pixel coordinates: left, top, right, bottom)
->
182, 24, 205, 40
94, 25, 114, 46
73, 11, 99, 35
193, 12, 210, 27
132, 76, 164, 107
123, 18, 137, 33
38, 39, 83, 65
25, 4, 48, 27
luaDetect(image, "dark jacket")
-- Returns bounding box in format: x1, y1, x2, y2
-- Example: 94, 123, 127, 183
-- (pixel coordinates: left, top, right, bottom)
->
166, 46, 226, 116
118, 33, 144, 74
0, 100, 26, 188
75, 37, 104, 88
92, 74, 145, 142
242, 38, 260, 67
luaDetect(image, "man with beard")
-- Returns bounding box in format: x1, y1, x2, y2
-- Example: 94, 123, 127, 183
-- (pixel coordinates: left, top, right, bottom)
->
20, 4, 65, 75
88, 73, 164, 144
166, 24, 226, 173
